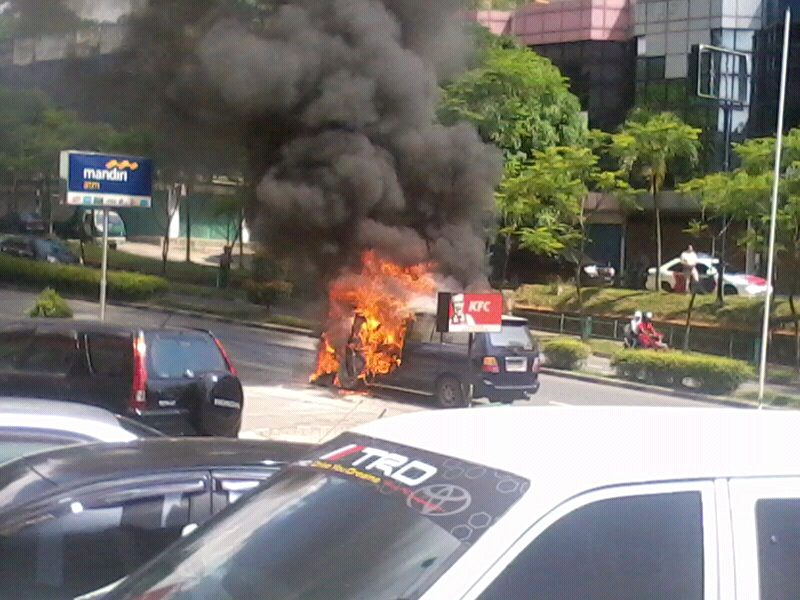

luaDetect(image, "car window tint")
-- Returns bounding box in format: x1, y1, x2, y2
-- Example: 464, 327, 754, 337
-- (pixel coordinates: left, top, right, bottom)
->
478, 491, 704, 600
0, 430, 91, 464
146, 333, 227, 379
0, 489, 191, 599
696, 263, 709, 274
669, 262, 683, 271
0, 330, 32, 371
756, 497, 800, 600
87, 334, 133, 378
17, 334, 77, 376
406, 314, 435, 343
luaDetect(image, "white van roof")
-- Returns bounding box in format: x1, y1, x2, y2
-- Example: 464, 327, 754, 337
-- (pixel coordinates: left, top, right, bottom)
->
353, 407, 800, 491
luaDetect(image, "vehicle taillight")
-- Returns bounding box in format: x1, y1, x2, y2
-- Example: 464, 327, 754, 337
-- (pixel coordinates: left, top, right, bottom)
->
130, 332, 147, 414
482, 357, 500, 373
532, 356, 541, 373
214, 337, 237, 376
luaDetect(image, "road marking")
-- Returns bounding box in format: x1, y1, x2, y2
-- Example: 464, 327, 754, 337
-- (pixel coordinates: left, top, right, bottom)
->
549, 401, 573, 407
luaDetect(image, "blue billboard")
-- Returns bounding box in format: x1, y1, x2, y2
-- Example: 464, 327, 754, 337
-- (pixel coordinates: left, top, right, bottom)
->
60, 151, 153, 208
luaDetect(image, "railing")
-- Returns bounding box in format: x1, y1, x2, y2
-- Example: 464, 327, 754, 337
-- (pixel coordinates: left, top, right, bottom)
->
514, 306, 799, 366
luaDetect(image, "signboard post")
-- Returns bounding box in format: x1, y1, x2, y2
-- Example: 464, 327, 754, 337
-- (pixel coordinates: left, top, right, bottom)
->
59, 151, 153, 321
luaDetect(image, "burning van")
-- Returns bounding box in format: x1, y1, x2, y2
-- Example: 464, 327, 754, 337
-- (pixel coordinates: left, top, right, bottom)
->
312, 253, 540, 406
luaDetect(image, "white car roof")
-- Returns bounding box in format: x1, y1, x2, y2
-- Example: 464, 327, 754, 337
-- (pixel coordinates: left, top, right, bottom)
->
0, 398, 137, 442
353, 407, 800, 491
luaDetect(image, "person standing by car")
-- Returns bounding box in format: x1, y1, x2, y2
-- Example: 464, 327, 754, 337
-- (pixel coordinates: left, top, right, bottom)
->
680, 244, 699, 294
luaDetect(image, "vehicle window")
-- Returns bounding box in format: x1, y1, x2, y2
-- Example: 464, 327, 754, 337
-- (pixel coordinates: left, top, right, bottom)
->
0, 330, 32, 371
442, 331, 470, 345
756, 498, 800, 600
0, 430, 90, 464
696, 263, 709, 275
0, 489, 192, 599
87, 334, 133, 378
669, 262, 683, 271
406, 314, 435, 343
17, 334, 77, 376
145, 332, 227, 379
105, 434, 529, 600
488, 324, 534, 350
477, 491, 704, 600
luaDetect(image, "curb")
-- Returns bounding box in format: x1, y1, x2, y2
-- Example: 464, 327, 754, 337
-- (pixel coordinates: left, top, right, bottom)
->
116, 301, 319, 338
539, 367, 760, 409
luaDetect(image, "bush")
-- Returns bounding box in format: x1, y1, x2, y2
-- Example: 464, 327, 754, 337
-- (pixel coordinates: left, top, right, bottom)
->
0, 254, 168, 301
242, 279, 293, 308
542, 337, 591, 370
28, 288, 73, 318
612, 349, 753, 395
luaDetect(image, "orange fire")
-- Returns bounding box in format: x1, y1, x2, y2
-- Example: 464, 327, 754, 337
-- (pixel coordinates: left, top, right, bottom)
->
311, 250, 436, 384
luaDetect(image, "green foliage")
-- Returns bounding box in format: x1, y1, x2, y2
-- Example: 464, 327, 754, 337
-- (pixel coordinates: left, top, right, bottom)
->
542, 337, 591, 370
242, 279, 293, 307
28, 287, 73, 318
0, 254, 168, 301
612, 349, 753, 395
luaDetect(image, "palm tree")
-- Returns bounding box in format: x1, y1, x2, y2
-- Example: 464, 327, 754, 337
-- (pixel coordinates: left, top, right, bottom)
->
611, 112, 701, 291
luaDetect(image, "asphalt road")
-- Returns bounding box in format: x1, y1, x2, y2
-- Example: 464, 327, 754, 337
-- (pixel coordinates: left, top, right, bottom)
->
0, 288, 720, 440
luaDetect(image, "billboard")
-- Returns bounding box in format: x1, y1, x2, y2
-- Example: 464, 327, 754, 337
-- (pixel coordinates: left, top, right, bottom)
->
436, 292, 503, 333
59, 151, 153, 208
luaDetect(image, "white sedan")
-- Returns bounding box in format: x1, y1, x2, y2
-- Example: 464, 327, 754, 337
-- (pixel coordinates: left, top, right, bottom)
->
646, 254, 768, 296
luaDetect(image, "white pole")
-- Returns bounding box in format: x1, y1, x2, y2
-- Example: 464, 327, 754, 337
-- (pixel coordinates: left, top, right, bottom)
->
99, 207, 109, 321
758, 6, 792, 407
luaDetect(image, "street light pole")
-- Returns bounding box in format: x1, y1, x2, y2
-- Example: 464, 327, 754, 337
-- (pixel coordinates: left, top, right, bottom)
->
758, 6, 792, 407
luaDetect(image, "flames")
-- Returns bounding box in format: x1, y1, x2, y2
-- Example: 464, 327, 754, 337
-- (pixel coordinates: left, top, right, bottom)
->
311, 250, 436, 384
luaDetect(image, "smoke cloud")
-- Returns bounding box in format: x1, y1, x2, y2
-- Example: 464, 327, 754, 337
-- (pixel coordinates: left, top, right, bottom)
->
127, 0, 502, 287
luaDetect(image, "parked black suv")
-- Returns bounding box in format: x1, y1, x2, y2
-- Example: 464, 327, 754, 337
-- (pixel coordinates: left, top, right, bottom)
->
0, 320, 243, 437
335, 312, 540, 407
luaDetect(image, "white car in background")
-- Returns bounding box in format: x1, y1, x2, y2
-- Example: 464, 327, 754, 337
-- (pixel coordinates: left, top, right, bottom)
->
646, 253, 768, 297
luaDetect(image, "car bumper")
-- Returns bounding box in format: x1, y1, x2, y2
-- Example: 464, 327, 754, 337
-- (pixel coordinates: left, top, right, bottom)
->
134, 409, 200, 436
475, 378, 540, 401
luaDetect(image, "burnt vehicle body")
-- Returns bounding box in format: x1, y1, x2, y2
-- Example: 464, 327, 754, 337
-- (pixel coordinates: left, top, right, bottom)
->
336, 312, 540, 407
0, 320, 242, 437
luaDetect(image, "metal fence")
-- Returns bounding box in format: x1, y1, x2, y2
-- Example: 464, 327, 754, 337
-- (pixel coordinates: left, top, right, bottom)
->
515, 307, 798, 366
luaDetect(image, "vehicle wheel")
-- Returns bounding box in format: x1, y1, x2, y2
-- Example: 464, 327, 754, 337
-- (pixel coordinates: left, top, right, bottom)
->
724, 284, 738, 296
661, 281, 673, 292
436, 376, 466, 409
337, 346, 364, 391
196, 372, 243, 437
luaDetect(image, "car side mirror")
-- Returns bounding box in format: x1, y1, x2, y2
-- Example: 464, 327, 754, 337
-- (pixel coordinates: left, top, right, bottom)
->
181, 523, 199, 537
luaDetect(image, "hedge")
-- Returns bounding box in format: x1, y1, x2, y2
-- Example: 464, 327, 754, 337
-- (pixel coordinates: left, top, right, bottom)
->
242, 279, 293, 308
0, 254, 168, 301
542, 337, 592, 370
612, 349, 753, 395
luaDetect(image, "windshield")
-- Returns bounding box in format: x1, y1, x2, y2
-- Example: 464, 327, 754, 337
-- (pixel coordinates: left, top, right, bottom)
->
145, 332, 228, 378
107, 434, 529, 600
488, 323, 535, 350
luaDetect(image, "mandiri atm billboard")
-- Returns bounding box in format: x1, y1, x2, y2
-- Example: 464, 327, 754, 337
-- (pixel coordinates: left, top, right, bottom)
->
436, 292, 504, 333
60, 151, 153, 208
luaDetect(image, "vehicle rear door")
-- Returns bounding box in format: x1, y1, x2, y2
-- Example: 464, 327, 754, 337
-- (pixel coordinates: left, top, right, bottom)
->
375, 313, 441, 394
144, 330, 230, 412
8, 328, 82, 402
728, 477, 800, 600
482, 322, 539, 388
0, 325, 35, 397
0, 472, 211, 600
79, 332, 134, 412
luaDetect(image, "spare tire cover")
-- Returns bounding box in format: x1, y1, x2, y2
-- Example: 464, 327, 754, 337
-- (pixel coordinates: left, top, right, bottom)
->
196, 372, 243, 437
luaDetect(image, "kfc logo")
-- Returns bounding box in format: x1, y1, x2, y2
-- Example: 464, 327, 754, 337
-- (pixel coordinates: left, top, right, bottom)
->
439, 292, 503, 333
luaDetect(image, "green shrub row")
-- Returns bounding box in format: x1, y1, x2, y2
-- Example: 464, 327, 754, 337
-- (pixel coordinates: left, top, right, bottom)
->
612, 349, 753, 395
242, 279, 293, 307
541, 337, 592, 370
0, 254, 168, 301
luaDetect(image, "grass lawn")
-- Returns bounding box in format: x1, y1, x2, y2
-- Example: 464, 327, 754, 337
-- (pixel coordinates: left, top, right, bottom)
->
514, 284, 795, 331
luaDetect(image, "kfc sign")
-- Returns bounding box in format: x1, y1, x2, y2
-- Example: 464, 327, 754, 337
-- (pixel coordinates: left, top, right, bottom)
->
436, 292, 504, 333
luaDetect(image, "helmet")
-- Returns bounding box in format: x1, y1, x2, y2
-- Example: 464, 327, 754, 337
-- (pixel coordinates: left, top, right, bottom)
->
634, 310, 642, 319
645, 311, 653, 321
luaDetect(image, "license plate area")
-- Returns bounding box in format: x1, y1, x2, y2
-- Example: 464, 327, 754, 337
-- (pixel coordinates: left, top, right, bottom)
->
505, 357, 528, 372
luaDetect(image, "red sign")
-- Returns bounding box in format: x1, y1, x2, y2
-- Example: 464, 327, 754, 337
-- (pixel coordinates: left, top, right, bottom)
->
438, 292, 503, 333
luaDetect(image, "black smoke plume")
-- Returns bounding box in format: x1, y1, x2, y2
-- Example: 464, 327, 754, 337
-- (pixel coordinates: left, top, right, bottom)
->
127, 0, 502, 287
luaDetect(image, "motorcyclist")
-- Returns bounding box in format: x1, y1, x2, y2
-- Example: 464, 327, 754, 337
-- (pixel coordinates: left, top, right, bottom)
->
638, 312, 667, 349
624, 310, 642, 348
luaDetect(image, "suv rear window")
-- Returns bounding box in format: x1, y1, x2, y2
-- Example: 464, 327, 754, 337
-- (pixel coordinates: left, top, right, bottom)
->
145, 332, 227, 379
488, 322, 534, 350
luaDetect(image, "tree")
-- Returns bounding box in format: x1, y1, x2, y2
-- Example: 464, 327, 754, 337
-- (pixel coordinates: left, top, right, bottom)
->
681, 129, 800, 365
439, 31, 587, 284
610, 112, 701, 292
